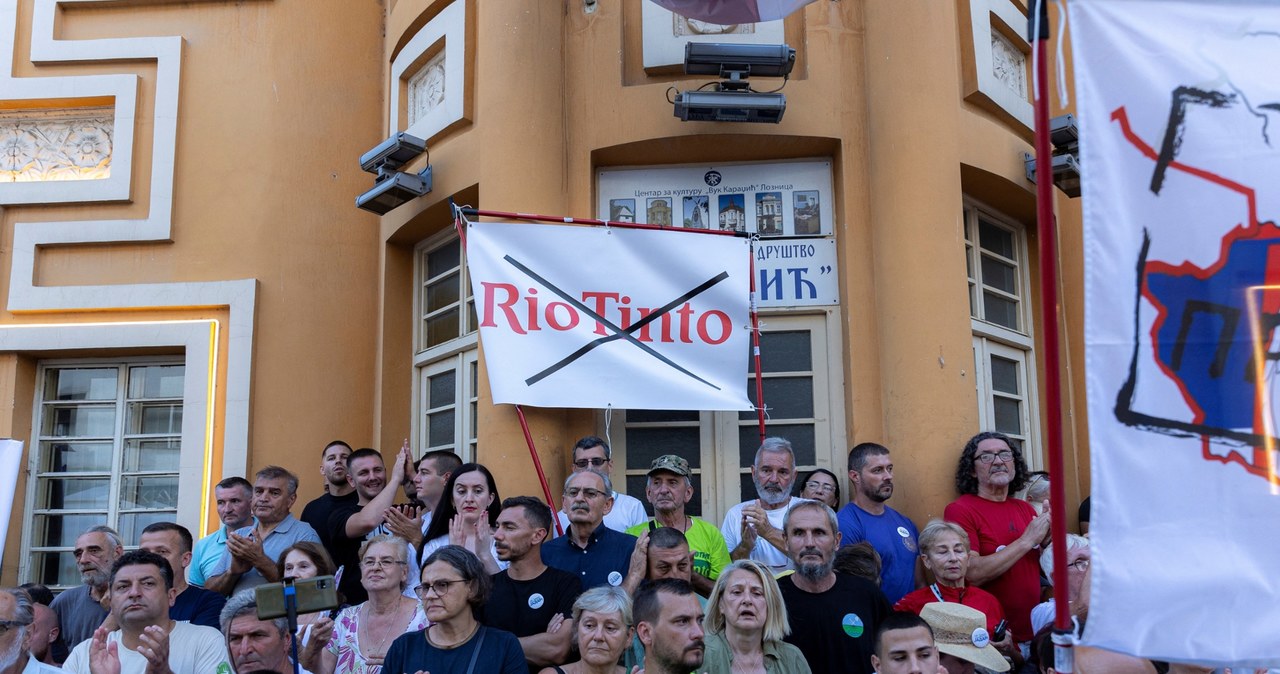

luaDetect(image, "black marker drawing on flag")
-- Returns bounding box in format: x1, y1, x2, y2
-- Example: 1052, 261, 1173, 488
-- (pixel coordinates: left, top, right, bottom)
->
503, 253, 728, 388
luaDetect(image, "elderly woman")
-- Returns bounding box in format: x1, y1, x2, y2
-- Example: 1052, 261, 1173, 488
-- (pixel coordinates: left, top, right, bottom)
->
300, 534, 426, 674
700, 559, 811, 674
419, 463, 506, 575
382, 545, 525, 673
797, 469, 840, 510
276, 541, 341, 643
894, 520, 1018, 664
538, 586, 632, 674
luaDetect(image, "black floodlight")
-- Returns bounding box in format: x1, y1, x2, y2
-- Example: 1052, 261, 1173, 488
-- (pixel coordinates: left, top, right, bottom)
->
356, 166, 433, 215
684, 43, 796, 79
674, 90, 786, 124
360, 132, 427, 174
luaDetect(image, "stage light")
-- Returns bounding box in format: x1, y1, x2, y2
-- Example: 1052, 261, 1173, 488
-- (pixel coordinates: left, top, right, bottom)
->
356, 132, 433, 215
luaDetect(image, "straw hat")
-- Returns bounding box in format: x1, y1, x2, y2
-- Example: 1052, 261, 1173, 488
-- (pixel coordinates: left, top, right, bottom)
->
919, 602, 1011, 672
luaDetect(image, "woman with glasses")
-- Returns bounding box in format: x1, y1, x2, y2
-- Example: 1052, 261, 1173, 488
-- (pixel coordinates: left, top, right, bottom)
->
419, 463, 507, 575
384, 545, 526, 673
797, 469, 840, 510
276, 542, 342, 647
538, 586, 632, 674
300, 534, 426, 674
700, 559, 811, 674
894, 520, 1019, 667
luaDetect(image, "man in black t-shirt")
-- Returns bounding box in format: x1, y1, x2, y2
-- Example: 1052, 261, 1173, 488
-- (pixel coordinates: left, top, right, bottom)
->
299, 440, 356, 553
778, 500, 892, 674
327, 445, 414, 604
485, 496, 581, 673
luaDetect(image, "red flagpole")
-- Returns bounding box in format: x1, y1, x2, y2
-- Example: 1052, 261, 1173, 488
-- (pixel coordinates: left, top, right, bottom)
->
1030, 0, 1075, 670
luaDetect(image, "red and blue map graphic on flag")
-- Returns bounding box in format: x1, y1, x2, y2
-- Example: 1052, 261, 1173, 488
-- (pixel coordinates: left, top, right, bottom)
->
1111, 106, 1280, 484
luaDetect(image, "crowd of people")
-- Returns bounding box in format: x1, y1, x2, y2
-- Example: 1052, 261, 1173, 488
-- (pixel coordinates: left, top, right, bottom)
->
0, 431, 1251, 674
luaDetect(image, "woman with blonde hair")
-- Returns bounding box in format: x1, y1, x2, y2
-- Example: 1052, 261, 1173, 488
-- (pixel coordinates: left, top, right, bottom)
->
701, 559, 811, 674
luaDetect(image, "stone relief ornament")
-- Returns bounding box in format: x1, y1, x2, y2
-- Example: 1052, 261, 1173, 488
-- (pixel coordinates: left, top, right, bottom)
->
0, 109, 113, 182
408, 51, 447, 127
990, 29, 1027, 100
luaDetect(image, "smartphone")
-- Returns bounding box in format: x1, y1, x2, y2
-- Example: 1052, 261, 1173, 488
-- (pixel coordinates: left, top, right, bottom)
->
255, 575, 339, 620
992, 619, 1008, 642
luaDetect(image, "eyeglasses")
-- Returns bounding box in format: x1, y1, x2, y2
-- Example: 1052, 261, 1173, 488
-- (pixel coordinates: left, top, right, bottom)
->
565, 487, 607, 499
1069, 559, 1091, 572
974, 450, 1014, 464
414, 579, 469, 597
804, 481, 836, 494
573, 457, 609, 468
0, 619, 31, 636
360, 558, 407, 569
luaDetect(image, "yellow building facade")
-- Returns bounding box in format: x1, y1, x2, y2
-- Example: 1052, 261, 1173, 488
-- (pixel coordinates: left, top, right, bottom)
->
0, 0, 1086, 588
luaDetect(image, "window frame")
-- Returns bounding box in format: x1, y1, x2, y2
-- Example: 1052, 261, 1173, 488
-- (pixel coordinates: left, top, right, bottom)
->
412, 229, 480, 461
964, 198, 1042, 468
21, 357, 186, 588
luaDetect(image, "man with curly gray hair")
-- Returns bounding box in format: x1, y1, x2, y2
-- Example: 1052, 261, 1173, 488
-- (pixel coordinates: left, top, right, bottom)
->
943, 431, 1050, 650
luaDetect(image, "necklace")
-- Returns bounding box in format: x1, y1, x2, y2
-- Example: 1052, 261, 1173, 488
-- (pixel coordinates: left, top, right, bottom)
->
427, 620, 480, 649
359, 598, 410, 660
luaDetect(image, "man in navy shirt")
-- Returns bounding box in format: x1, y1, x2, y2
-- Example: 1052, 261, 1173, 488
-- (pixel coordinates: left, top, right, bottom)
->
542, 470, 637, 590
139, 522, 225, 629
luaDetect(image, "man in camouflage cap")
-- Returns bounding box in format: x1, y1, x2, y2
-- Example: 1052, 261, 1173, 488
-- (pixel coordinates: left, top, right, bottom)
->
626, 454, 731, 596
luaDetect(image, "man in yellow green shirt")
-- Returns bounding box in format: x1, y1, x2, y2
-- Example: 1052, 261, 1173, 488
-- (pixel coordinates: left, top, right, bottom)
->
626, 454, 731, 596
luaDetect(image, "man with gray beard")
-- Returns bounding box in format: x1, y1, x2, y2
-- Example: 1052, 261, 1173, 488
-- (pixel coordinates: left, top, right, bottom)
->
777, 500, 891, 674
720, 437, 810, 573
0, 588, 61, 673
49, 525, 122, 656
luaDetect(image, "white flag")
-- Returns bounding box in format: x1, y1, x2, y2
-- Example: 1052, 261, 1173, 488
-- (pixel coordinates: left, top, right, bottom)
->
465, 221, 753, 411
1072, 0, 1280, 667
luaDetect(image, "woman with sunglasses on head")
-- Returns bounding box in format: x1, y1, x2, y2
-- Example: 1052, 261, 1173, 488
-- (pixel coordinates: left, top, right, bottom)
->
419, 463, 507, 575
300, 534, 426, 674
797, 469, 841, 510
383, 545, 526, 674
894, 520, 1020, 668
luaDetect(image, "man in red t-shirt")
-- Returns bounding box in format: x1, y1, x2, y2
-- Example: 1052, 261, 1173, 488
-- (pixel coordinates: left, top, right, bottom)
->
943, 431, 1050, 647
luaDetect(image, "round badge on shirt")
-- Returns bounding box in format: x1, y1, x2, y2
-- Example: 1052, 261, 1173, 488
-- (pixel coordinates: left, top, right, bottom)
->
529, 593, 545, 609
608, 571, 623, 586
896, 526, 910, 538
971, 627, 991, 648
841, 613, 865, 638
995, 545, 1007, 552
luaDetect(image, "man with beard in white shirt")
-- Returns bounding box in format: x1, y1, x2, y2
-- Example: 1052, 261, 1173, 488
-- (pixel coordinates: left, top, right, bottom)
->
720, 437, 811, 574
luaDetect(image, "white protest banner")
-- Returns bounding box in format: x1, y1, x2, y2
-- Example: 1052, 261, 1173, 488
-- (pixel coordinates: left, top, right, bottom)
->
0, 440, 23, 555
1071, 0, 1280, 666
466, 221, 753, 411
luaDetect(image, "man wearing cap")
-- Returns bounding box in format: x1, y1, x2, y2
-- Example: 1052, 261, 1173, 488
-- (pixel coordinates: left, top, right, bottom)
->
625, 454, 731, 597
918, 603, 1010, 674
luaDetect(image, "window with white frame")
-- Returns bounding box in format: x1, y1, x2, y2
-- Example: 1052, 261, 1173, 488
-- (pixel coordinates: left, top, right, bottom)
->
24, 361, 184, 588
613, 313, 841, 524
965, 201, 1039, 464
414, 233, 478, 460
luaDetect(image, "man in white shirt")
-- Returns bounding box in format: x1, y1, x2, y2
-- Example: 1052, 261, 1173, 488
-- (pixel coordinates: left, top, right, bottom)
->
63, 550, 231, 674
556, 436, 647, 533
720, 437, 810, 573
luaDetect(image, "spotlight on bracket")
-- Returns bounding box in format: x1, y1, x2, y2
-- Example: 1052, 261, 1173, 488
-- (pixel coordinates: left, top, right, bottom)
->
1023, 114, 1081, 198
356, 132, 433, 215
674, 42, 794, 124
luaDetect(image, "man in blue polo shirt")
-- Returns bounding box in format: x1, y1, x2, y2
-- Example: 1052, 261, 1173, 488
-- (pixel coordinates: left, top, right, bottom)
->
189, 476, 254, 588
542, 469, 637, 590
837, 442, 920, 604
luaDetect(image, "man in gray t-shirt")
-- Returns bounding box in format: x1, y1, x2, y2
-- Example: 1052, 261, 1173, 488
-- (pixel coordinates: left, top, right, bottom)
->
49, 526, 122, 654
